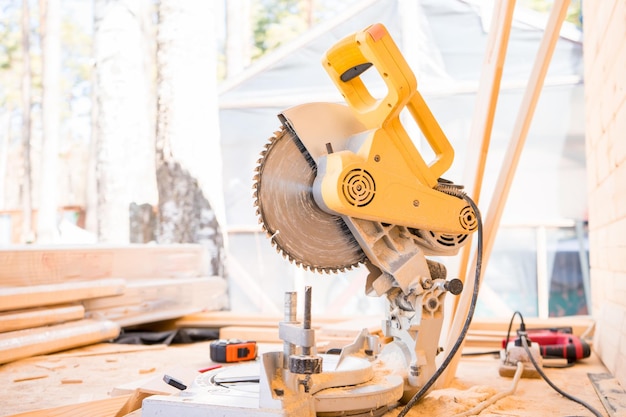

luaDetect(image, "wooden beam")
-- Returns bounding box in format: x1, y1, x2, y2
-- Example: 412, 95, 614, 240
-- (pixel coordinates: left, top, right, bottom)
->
0, 278, 126, 311
0, 304, 84, 333
0, 319, 120, 364
7, 394, 131, 417
83, 276, 228, 327
441, 0, 572, 388
174, 310, 349, 328
451, 0, 516, 317
0, 244, 208, 286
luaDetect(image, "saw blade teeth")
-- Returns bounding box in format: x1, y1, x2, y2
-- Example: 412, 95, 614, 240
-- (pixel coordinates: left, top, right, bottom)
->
253, 126, 365, 274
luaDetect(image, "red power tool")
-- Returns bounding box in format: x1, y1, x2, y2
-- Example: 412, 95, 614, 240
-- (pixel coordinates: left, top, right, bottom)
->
503, 327, 590, 363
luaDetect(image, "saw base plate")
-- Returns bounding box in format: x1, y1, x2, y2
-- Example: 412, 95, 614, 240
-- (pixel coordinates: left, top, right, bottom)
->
142, 355, 403, 417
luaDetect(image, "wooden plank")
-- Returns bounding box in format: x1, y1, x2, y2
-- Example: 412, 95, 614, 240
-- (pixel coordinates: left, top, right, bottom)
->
175, 310, 347, 328
0, 319, 120, 364
453, 0, 516, 319
442, 0, 572, 388
219, 325, 280, 343
83, 277, 228, 327
41, 342, 167, 359
7, 394, 131, 417
0, 304, 85, 333
0, 244, 208, 286
83, 276, 227, 312
469, 316, 595, 336
99, 306, 210, 328
588, 373, 626, 416
0, 279, 126, 311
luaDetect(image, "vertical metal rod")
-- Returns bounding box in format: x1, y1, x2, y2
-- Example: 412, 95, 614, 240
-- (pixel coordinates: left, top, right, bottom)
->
283, 292, 297, 368
302, 286, 312, 356
575, 220, 591, 314
536, 226, 549, 319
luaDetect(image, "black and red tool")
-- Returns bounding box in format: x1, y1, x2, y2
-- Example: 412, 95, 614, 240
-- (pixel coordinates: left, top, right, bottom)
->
210, 339, 257, 363
503, 327, 590, 363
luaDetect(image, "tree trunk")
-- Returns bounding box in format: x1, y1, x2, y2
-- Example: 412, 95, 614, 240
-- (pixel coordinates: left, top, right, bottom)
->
156, 0, 226, 277
36, 0, 61, 243
20, 0, 33, 243
225, 0, 252, 78
92, 0, 157, 243
0, 104, 11, 211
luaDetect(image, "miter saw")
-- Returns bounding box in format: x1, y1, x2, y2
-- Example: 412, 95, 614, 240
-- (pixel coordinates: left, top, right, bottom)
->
142, 23, 481, 417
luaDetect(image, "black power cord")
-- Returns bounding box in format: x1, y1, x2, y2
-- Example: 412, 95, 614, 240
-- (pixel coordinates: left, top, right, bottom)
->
397, 193, 483, 417
504, 310, 527, 352
514, 311, 605, 417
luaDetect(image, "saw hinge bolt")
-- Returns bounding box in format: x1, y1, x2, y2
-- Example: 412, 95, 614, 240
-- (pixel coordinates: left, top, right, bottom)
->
444, 278, 463, 295
421, 277, 433, 289
426, 297, 439, 311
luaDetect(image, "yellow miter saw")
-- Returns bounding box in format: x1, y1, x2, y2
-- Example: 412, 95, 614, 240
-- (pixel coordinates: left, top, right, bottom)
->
143, 23, 480, 417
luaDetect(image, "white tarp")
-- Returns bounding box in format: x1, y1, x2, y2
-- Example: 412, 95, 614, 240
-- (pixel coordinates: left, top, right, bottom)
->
218, 0, 585, 317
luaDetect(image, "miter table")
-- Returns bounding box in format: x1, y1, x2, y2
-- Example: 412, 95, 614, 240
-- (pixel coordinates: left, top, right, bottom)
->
0, 339, 613, 417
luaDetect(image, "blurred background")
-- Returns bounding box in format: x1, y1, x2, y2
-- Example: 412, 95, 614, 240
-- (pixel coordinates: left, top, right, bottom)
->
0, 0, 586, 319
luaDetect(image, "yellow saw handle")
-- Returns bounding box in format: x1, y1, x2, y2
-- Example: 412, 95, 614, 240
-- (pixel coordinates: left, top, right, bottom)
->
323, 23, 453, 187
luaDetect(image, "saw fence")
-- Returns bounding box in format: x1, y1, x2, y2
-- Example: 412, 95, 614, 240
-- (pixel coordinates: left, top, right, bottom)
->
0, 245, 228, 365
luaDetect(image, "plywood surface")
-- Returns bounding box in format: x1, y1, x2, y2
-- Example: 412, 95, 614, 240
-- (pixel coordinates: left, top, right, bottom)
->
0, 339, 610, 417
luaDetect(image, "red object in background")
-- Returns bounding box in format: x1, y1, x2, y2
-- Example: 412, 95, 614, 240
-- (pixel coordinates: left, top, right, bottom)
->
503, 328, 591, 363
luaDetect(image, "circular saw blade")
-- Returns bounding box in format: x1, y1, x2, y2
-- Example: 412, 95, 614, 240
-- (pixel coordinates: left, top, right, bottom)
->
253, 126, 365, 273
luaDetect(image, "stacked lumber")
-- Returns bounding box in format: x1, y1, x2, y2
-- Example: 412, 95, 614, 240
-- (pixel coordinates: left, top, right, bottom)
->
174, 311, 595, 354
175, 311, 384, 350
0, 244, 228, 364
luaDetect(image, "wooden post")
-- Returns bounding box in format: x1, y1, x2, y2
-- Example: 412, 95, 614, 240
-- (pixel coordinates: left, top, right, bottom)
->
447, 0, 516, 326
440, 0, 571, 387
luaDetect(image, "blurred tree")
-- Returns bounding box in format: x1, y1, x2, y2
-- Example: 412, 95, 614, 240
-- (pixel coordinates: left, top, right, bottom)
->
252, 0, 313, 58
250, 0, 354, 59
20, 0, 33, 242
91, 0, 157, 243
0, 8, 19, 217
36, 0, 61, 243
225, 0, 252, 78
155, 0, 226, 277
1, 1, 94, 242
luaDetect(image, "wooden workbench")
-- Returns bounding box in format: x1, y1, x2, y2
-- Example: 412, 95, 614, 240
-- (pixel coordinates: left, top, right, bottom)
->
0, 340, 613, 417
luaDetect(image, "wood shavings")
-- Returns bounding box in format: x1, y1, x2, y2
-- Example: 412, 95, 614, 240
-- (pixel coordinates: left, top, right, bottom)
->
61, 378, 83, 384
36, 362, 66, 371
13, 374, 48, 382
139, 367, 156, 374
